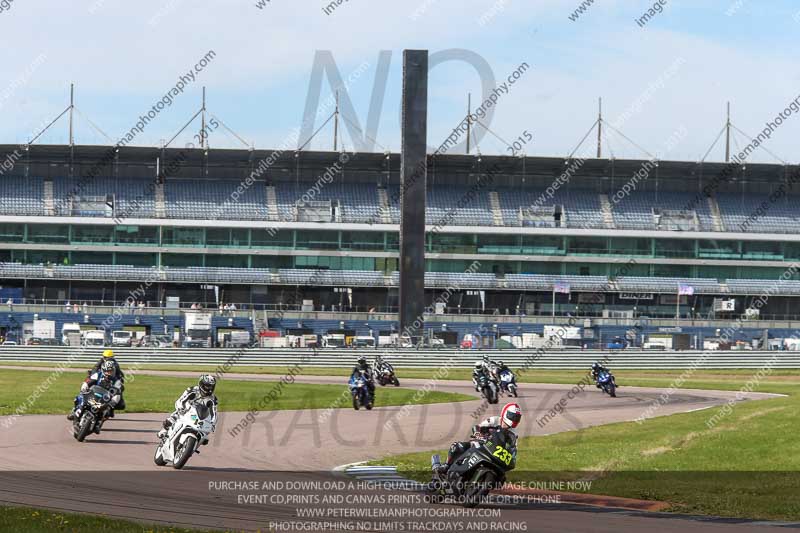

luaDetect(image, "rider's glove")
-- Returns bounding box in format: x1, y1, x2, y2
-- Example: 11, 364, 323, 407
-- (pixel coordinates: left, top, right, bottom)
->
80, 382, 89, 393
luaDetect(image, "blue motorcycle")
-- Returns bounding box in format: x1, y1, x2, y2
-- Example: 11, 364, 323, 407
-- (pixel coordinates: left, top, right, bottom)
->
349, 371, 373, 410
596, 370, 617, 397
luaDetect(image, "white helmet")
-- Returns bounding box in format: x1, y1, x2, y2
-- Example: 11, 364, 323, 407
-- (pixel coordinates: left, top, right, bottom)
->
474, 361, 483, 369
500, 402, 522, 429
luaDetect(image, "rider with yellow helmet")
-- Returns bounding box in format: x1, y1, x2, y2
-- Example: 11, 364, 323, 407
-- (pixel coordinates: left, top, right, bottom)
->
68, 348, 126, 420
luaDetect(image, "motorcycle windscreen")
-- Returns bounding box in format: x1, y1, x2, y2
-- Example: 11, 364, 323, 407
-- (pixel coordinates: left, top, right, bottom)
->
194, 402, 210, 420
90, 386, 111, 399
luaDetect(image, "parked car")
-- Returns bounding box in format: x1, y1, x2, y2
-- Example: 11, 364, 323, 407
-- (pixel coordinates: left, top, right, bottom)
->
40, 338, 63, 346
1, 341, 18, 346
140, 335, 172, 348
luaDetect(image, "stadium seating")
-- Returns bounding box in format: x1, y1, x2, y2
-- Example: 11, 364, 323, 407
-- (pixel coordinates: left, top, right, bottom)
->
4, 262, 789, 296
165, 178, 266, 220
1, 177, 45, 216
715, 193, 800, 233
2, 175, 800, 233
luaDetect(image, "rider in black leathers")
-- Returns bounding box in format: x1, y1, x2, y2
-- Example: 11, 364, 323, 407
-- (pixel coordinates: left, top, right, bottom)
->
91, 349, 126, 410
472, 361, 491, 392
351, 357, 375, 398
68, 350, 125, 420
434, 402, 521, 475
591, 361, 617, 388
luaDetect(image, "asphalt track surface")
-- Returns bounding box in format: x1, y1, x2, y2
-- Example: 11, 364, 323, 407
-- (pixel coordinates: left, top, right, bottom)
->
0, 368, 789, 532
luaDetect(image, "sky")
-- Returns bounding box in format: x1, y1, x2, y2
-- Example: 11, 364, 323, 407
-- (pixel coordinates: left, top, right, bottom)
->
0, 0, 798, 163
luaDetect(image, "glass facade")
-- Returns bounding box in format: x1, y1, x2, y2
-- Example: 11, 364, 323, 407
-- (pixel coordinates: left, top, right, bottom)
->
0, 222, 798, 278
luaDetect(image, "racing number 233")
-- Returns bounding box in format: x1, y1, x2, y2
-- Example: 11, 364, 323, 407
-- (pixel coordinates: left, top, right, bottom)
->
492, 445, 513, 466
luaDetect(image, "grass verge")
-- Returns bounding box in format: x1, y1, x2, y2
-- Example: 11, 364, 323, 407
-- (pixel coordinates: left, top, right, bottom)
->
4, 360, 800, 383
0, 505, 226, 532
0, 369, 473, 416
371, 370, 800, 521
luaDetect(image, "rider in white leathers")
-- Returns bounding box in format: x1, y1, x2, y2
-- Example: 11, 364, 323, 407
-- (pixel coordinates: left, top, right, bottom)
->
157, 375, 218, 441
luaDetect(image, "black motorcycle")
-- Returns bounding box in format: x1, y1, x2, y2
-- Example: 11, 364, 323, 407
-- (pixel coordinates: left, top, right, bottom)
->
375, 363, 400, 387
476, 373, 498, 404
73, 384, 116, 442
427, 436, 516, 508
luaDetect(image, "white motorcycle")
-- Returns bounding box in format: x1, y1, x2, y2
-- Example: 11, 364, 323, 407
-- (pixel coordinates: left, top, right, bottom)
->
154, 400, 215, 469
498, 369, 518, 398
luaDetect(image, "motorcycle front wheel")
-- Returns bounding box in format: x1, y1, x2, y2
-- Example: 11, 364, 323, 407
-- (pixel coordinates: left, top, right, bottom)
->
462, 469, 497, 508
75, 413, 93, 442
153, 445, 167, 466
173, 435, 196, 469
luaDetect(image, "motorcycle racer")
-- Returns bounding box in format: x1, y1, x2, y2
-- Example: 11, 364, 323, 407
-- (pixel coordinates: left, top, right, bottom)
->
68, 360, 123, 429
351, 356, 375, 397
591, 362, 617, 388
434, 402, 521, 475
157, 375, 218, 441
472, 361, 491, 392
89, 349, 126, 412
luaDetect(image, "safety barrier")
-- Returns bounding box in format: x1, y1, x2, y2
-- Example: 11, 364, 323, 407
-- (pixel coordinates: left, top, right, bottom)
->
0, 346, 797, 369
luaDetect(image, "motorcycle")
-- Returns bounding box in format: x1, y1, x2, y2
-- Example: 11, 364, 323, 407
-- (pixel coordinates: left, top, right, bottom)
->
349, 371, 374, 410
154, 400, 215, 469
596, 370, 617, 397
427, 437, 516, 508
476, 373, 498, 404
72, 383, 117, 442
498, 369, 518, 397
375, 363, 400, 387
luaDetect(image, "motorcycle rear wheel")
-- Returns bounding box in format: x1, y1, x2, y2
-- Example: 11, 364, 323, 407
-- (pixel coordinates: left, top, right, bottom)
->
173, 435, 196, 469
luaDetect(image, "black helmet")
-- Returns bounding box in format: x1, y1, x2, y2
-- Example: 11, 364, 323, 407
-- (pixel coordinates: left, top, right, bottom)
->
357, 357, 367, 367
198, 374, 216, 396
592, 362, 601, 371
497, 360, 504, 367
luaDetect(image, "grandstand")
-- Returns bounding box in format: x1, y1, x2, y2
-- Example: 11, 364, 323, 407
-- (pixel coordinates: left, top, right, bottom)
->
1, 144, 800, 345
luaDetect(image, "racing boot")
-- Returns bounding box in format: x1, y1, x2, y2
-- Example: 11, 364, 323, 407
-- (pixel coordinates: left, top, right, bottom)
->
431, 454, 449, 477
157, 417, 173, 439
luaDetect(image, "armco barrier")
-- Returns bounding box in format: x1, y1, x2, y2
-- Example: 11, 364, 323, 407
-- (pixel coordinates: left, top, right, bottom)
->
0, 346, 797, 369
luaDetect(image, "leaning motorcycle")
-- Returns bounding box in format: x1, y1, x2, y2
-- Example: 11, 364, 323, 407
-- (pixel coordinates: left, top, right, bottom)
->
476, 373, 498, 404
498, 369, 518, 397
349, 372, 373, 410
375, 364, 400, 387
72, 384, 116, 442
596, 370, 617, 397
154, 400, 215, 469
427, 437, 516, 508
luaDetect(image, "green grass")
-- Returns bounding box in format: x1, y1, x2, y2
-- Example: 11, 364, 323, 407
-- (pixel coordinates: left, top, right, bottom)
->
0, 369, 473, 416
0, 505, 230, 532
371, 370, 800, 521
5, 360, 800, 383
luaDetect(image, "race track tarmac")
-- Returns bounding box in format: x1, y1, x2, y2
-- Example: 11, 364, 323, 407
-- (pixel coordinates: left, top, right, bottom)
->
0, 369, 788, 532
